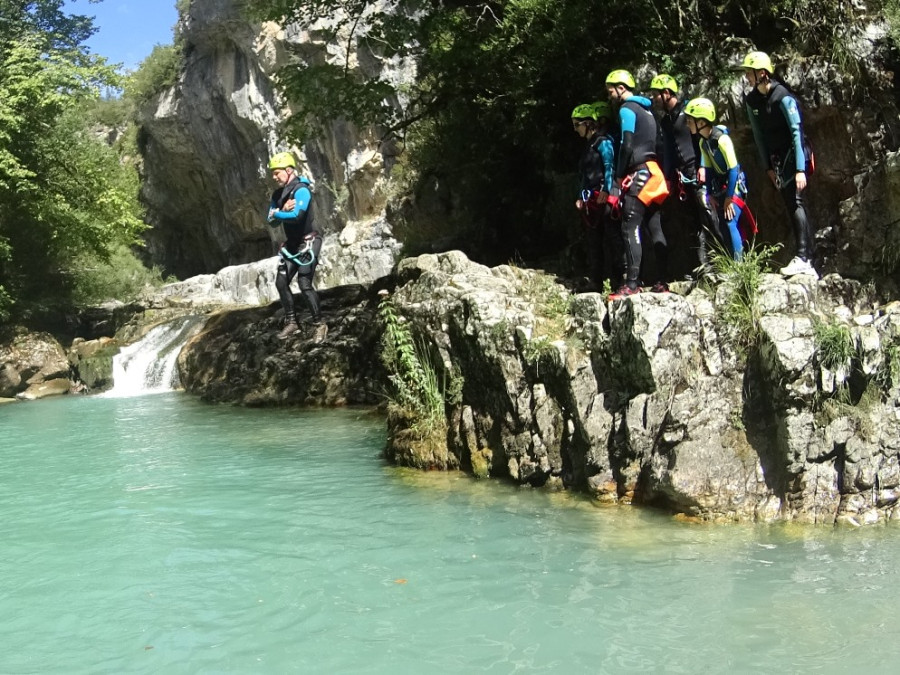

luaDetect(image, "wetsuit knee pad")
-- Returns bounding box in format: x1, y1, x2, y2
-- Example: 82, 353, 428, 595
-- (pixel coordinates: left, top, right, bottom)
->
297, 274, 315, 292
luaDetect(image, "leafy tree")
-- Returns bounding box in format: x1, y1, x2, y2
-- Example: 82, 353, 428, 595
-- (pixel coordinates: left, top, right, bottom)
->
0, 0, 146, 321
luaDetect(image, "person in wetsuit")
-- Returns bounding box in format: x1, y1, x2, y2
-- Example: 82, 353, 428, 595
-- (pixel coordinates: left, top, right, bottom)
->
605, 69, 670, 300
267, 151, 328, 342
741, 50, 817, 278
572, 101, 624, 291
650, 73, 718, 277
684, 98, 751, 261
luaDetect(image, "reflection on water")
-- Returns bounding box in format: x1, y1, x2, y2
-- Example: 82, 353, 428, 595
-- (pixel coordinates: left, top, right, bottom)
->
1, 393, 899, 673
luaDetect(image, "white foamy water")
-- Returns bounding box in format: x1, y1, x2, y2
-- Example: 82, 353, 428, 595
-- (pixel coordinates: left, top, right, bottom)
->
104, 316, 205, 398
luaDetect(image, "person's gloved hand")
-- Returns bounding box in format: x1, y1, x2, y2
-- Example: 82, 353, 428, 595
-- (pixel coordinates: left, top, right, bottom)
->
606, 185, 622, 220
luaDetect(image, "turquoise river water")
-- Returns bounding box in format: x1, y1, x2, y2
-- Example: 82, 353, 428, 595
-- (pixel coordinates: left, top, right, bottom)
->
2, 392, 899, 674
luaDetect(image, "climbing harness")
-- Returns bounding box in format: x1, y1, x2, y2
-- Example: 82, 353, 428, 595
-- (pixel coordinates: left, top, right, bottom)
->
279, 234, 318, 267
677, 169, 699, 202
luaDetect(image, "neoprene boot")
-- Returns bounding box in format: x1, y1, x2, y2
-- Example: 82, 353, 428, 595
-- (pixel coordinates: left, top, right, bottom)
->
278, 319, 299, 340
312, 322, 328, 344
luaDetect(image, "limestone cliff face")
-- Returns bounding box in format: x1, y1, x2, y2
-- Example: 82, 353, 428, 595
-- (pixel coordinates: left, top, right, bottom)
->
138, 0, 403, 284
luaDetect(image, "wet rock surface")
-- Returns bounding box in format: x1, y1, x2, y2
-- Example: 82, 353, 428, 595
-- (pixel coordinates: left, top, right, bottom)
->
374, 252, 900, 526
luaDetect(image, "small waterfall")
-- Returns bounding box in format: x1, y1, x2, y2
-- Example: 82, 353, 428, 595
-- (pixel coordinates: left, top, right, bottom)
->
103, 315, 206, 398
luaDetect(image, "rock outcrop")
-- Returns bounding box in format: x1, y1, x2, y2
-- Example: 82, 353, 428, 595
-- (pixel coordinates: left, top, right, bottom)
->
172, 250, 900, 525
383, 252, 900, 526
177, 283, 386, 406
0, 330, 74, 400
7, 240, 900, 525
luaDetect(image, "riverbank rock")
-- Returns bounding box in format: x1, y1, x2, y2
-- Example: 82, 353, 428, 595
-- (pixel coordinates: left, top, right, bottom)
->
378, 251, 900, 526
67, 337, 121, 393
177, 284, 386, 406
0, 330, 72, 400
126, 247, 900, 526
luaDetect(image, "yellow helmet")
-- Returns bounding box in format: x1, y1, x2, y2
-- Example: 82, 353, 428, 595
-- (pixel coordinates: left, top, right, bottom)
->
684, 97, 716, 123
592, 101, 612, 122
605, 69, 636, 90
268, 152, 296, 170
741, 51, 773, 73
571, 103, 597, 120
649, 74, 678, 92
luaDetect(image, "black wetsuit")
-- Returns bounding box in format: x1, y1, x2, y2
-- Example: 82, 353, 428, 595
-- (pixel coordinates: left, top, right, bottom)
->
578, 129, 624, 289
269, 175, 323, 324
615, 95, 668, 289
745, 82, 815, 262
659, 98, 718, 271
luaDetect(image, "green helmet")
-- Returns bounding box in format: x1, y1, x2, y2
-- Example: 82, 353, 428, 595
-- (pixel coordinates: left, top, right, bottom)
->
268, 152, 296, 170
649, 73, 678, 92
571, 103, 597, 120
684, 97, 716, 123
592, 101, 612, 122
741, 51, 773, 73
605, 69, 636, 90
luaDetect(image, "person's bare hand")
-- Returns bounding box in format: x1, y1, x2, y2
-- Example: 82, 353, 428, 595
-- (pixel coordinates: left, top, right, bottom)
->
724, 197, 735, 222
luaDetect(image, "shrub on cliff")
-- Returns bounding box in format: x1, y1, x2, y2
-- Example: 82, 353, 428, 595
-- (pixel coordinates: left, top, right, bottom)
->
122, 44, 183, 107
378, 291, 446, 434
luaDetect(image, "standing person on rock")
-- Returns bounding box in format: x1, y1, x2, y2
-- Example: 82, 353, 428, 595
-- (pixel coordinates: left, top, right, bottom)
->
740, 50, 818, 278
572, 101, 624, 291
684, 98, 753, 261
605, 69, 670, 300
650, 73, 718, 277
267, 152, 328, 342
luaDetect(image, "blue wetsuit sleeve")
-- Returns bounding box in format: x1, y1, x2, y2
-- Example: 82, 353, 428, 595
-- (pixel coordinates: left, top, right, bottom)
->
718, 134, 741, 197
616, 107, 637, 179
725, 166, 739, 198
601, 138, 615, 192
271, 186, 311, 220
779, 94, 807, 172
745, 100, 770, 169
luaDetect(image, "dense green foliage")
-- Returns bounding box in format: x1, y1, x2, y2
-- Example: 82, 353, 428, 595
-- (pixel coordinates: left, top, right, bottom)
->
245, 0, 889, 264
122, 43, 182, 106
0, 0, 149, 321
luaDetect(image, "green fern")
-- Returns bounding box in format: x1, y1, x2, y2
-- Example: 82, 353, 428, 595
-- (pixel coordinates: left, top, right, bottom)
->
709, 240, 780, 356
378, 293, 450, 435
813, 320, 854, 371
